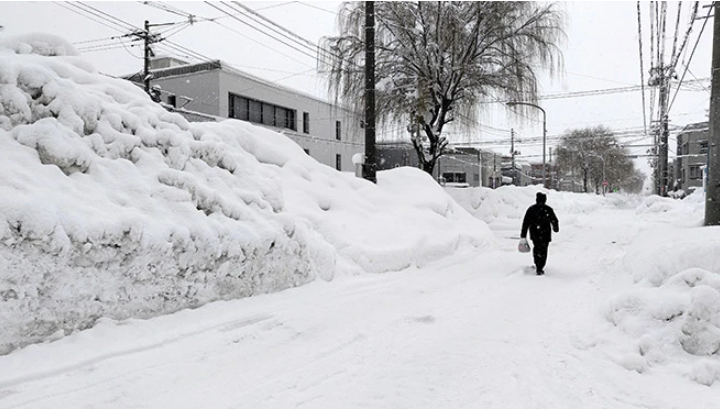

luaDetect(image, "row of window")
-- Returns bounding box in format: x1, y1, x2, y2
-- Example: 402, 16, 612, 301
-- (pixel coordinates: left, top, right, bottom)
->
442, 172, 467, 183
679, 140, 709, 155
229, 93, 297, 131
228, 93, 342, 140
680, 165, 703, 183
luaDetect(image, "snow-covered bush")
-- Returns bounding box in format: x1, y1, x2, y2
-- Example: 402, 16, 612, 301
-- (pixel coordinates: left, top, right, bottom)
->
0, 34, 492, 354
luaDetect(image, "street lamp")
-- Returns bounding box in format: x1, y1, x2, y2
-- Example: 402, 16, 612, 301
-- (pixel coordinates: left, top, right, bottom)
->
589, 154, 606, 196
506, 101, 547, 188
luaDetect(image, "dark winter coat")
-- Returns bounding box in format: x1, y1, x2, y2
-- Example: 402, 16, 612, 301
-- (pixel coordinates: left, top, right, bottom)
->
521, 194, 559, 243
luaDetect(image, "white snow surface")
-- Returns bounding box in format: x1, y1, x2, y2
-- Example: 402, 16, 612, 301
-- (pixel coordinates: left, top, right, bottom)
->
0, 34, 489, 354
2, 35, 720, 407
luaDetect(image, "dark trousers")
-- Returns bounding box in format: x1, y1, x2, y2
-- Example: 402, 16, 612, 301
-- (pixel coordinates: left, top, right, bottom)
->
532, 241, 549, 271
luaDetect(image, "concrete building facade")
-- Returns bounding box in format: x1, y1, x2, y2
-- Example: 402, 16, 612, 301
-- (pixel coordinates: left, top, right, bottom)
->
673, 122, 708, 195
127, 57, 363, 172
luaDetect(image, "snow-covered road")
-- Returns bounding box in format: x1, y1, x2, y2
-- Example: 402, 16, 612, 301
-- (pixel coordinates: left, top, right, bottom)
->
0, 202, 718, 408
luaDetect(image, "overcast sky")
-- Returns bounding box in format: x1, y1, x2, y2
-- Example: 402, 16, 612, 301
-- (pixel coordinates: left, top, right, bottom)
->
0, 1, 715, 164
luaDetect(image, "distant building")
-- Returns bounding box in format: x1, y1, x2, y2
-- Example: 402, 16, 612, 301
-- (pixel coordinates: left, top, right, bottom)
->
124, 56, 363, 172
673, 122, 708, 195
376, 142, 517, 188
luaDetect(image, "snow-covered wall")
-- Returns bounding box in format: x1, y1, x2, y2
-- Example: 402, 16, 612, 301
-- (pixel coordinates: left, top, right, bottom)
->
0, 34, 492, 354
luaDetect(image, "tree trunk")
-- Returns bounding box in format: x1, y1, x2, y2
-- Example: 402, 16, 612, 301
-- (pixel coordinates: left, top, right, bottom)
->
422, 159, 436, 175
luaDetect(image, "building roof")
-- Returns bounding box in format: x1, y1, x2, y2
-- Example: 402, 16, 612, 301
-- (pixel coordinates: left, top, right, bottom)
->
122, 59, 355, 113
123, 61, 222, 82
681, 121, 708, 132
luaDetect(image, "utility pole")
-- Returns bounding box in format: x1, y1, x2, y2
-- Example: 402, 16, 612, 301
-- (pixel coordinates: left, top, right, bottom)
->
648, 64, 672, 197
131, 19, 185, 97
659, 71, 670, 197
131, 20, 162, 95
493, 152, 497, 189
510, 128, 516, 185
549, 147, 553, 189
706, 1, 720, 225
362, 1, 377, 183
143, 20, 151, 94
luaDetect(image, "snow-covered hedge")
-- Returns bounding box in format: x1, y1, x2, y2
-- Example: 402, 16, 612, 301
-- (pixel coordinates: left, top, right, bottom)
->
0, 34, 491, 354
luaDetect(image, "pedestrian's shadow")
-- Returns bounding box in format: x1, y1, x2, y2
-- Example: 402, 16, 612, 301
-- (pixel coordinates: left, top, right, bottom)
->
508, 265, 539, 277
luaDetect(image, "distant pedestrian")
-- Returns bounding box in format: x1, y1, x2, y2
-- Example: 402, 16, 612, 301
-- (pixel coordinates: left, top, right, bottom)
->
521, 192, 559, 275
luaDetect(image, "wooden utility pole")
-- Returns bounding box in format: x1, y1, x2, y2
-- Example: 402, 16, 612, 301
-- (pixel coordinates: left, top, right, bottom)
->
659, 72, 670, 197
362, 1, 377, 183
706, 1, 720, 225
143, 20, 151, 94
511, 128, 516, 185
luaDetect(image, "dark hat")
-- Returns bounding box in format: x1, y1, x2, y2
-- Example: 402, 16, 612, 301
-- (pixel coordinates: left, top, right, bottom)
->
536, 192, 547, 204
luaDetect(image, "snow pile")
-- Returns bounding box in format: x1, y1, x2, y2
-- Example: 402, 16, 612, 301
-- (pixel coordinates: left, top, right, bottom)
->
605, 192, 720, 386
0, 33, 79, 57
0, 34, 491, 354
445, 185, 638, 224
635, 190, 705, 218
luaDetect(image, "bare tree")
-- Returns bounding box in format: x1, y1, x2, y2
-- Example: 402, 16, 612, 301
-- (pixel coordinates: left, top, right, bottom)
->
556, 126, 639, 194
320, 2, 565, 175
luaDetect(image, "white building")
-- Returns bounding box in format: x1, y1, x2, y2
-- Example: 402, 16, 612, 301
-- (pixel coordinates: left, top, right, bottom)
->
125, 57, 363, 172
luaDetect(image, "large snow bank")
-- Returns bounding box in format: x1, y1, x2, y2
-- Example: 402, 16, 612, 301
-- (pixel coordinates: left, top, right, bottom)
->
605, 192, 720, 386
0, 34, 491, 354
446, 185, 640, 224
0, 33, 79, 57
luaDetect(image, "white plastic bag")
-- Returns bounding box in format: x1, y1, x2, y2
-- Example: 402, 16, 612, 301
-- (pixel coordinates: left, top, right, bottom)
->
518, 238, 530, 253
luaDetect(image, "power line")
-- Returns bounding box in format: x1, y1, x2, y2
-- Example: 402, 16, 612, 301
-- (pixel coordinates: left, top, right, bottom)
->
75, 1, 141, 32
668, 2, 713, 112
254, 1, 299, 12
139, 1, 191, 18
53, 2, 130, 34
203, 2, 319, 63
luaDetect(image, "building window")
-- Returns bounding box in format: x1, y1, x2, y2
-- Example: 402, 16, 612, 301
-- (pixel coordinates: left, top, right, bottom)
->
681, 168, 686, 183
690, 165, 702, 179
262, 103, 275, 126
229, 95, 249, 121
336, 154, 342, 171
336, 121, 341, 141
442, 172, 467, 183
249, 100, 262, 124
700, 140, 709, 154
228, 93, 296, 131
286, 110, 296, 130
275, 106, 287, 129
303, 112, 310, 134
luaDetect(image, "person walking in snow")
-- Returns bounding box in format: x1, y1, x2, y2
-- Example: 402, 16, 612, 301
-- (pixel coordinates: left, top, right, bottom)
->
521, 192, 559, 275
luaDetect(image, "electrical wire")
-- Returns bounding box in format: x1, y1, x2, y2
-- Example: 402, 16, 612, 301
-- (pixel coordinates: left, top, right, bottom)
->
668, 2, 713, 112
53, 2, 130, 34
203, 2, 319, 62
75, 1, 141, 32
297, 2, 337, 15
